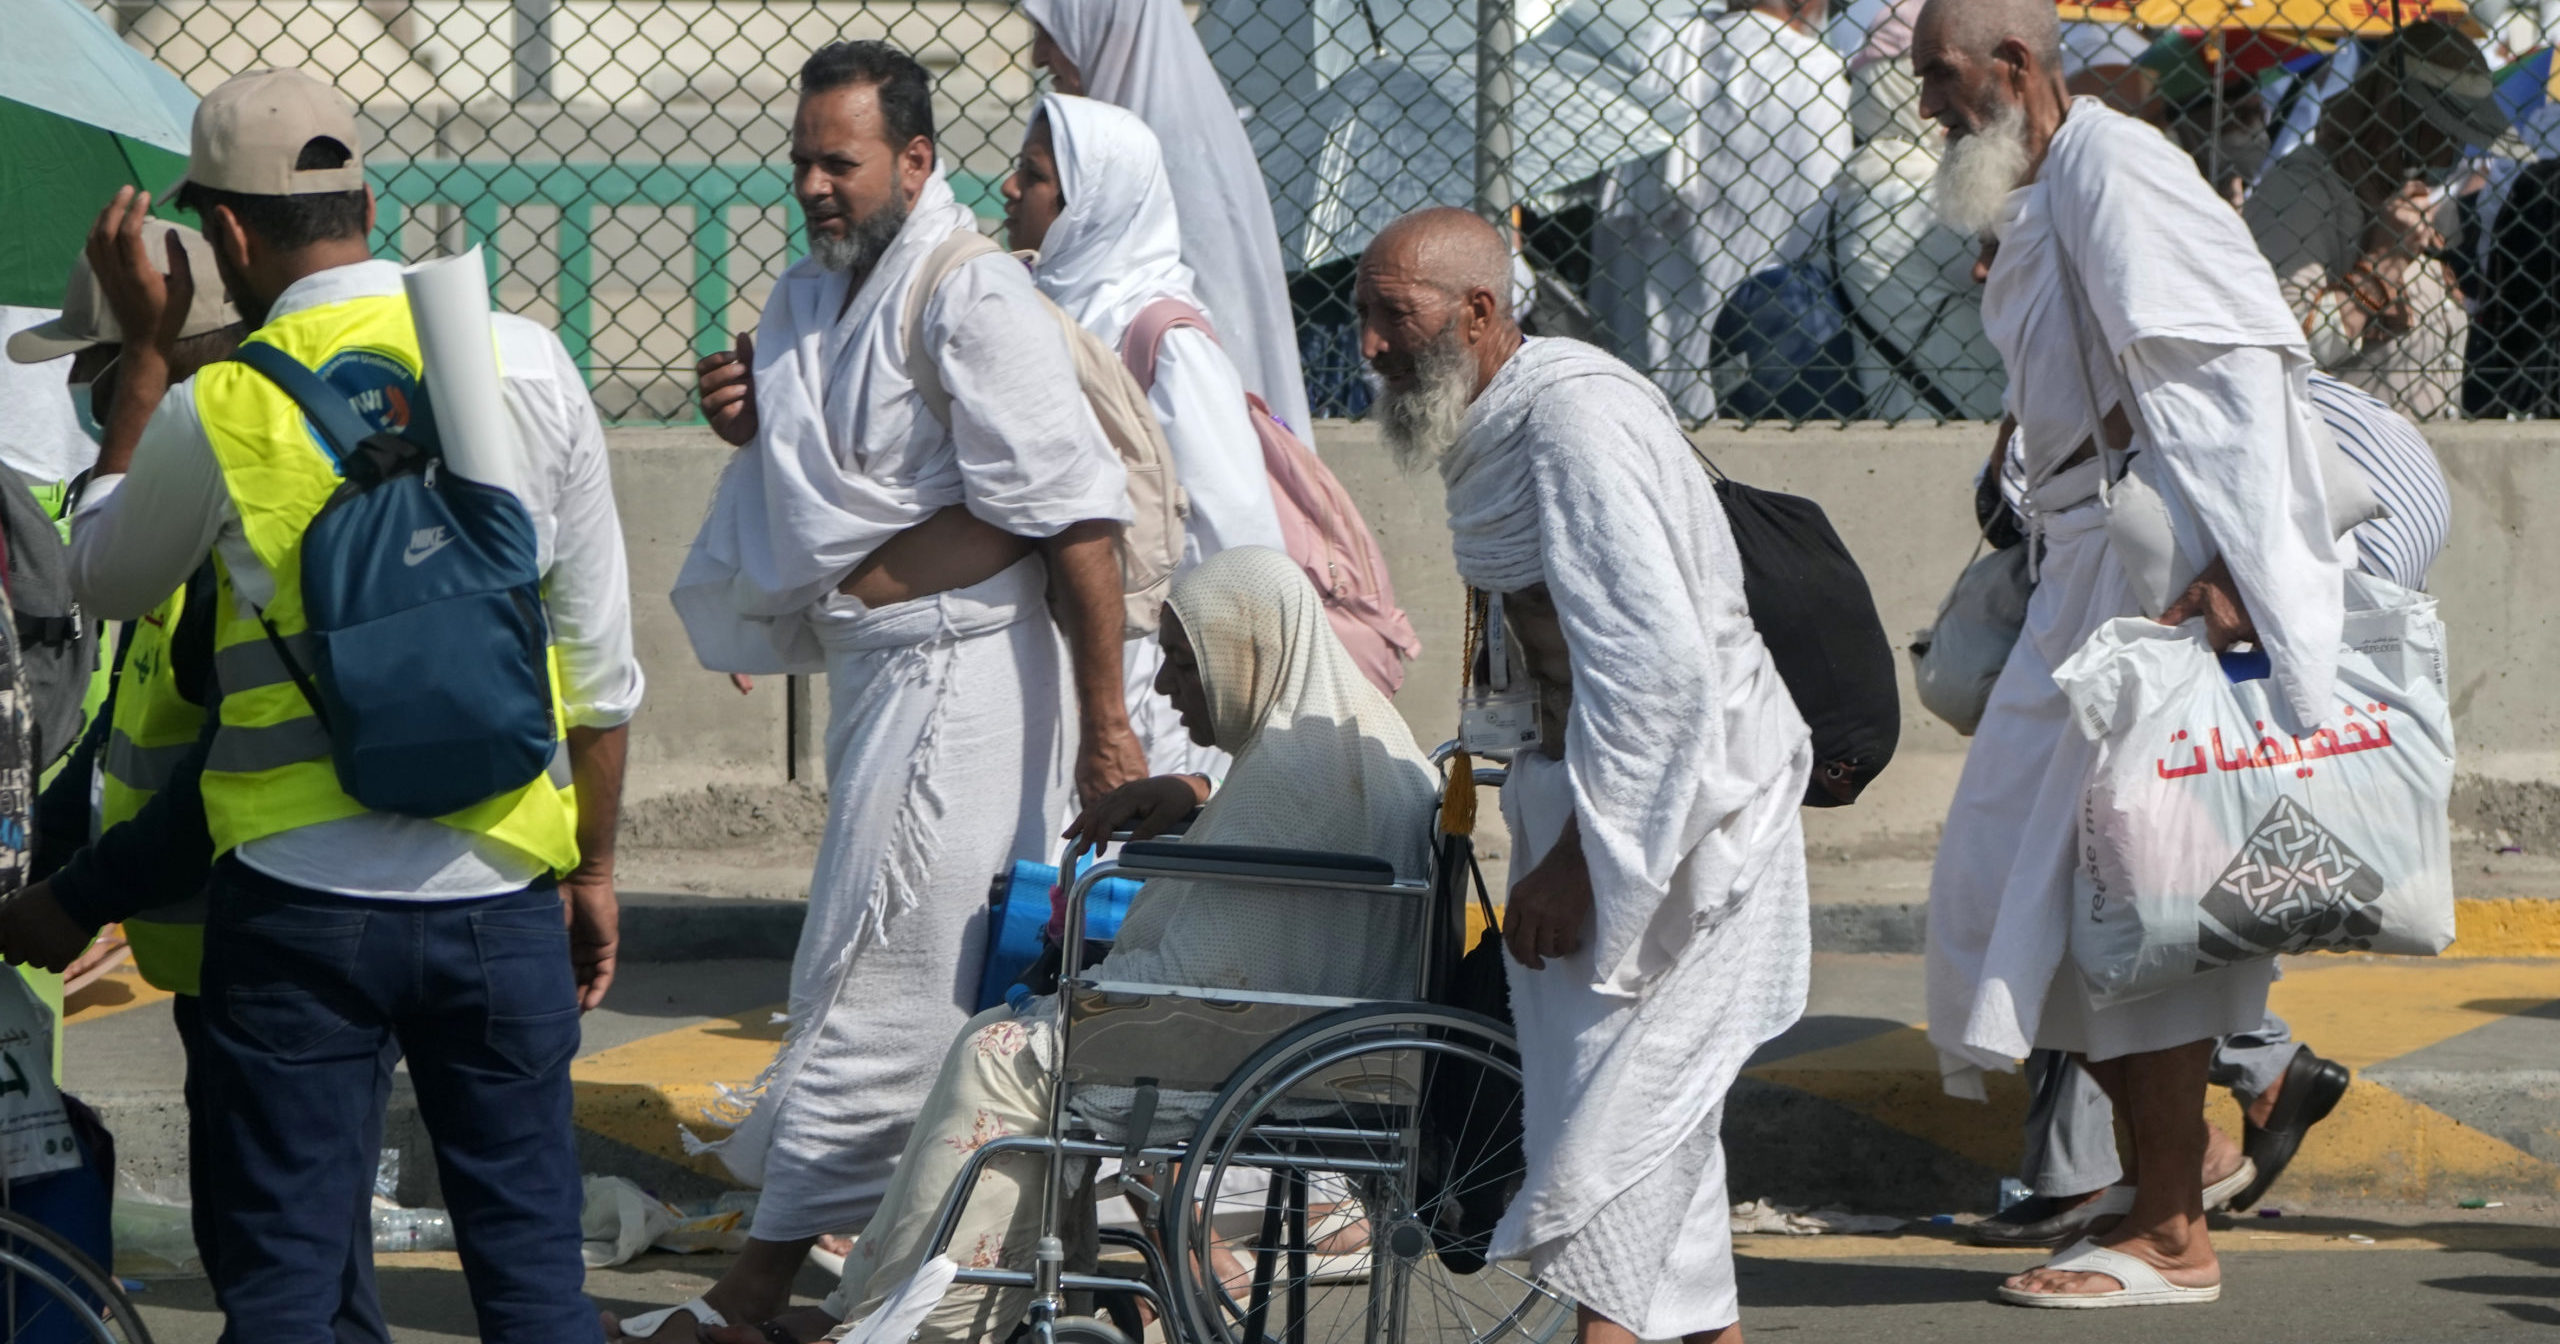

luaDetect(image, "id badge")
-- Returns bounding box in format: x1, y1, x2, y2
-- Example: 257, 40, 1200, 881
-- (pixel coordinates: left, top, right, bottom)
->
1459, 593, 1541, 755
1459, 690, 1541, 754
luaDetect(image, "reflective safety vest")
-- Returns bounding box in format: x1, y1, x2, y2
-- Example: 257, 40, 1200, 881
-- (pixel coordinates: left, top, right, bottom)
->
188, 292, 579, 873
104, 583, 210, 995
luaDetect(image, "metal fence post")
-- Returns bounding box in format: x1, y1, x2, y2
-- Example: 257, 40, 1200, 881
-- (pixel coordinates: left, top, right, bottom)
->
1473, 0, 1516, 221
513, 0, 557, 103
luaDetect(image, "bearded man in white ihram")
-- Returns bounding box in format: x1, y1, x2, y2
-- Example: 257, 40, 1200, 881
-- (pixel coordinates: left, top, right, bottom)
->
1359, 205, 1812, 1344
1910, 0, 2349, 1311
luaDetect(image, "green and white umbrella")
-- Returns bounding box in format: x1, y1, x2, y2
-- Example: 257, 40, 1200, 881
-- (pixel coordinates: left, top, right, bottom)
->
0, 0, 196, 307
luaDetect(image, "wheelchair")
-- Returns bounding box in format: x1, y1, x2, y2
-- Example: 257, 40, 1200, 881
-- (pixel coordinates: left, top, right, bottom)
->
910, 748, 1569, 1344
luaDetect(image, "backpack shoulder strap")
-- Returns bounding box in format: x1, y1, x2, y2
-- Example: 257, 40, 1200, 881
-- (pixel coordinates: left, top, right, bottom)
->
1119, 297, 1216, 393
232, 341, 367, 467
902, 228, 1008, 425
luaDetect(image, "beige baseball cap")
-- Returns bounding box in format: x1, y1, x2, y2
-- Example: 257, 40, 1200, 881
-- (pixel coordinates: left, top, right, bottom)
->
168, 68, 366, 197
6, 221, 239, 363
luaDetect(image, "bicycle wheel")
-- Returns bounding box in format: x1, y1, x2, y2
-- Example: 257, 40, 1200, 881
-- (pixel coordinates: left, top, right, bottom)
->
1164, 1005, 1571, 1344
0, 1206, 153, 1344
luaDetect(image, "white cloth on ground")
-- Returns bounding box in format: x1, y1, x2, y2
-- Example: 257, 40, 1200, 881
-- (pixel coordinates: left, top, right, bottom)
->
1929, 103, 2342, 1095
670, 170, 1127, 673
815, 546, 1440, 1339
1020, 0, 1315, 440
64, 260, 644, 899
1442, 338, 1811, 1338
0, 306, 97, 484
1588, 11, 1849, 421
702, 558, 1075, 1238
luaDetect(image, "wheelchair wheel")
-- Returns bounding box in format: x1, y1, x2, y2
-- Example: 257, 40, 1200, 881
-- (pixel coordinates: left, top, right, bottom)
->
0, 1206, 154, 1344
1048, 1314, 1138, 1344
1165, 1006, 1572, 1344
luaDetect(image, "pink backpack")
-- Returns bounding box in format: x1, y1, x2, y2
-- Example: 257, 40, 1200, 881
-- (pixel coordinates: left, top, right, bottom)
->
1123, 298, 1421, 695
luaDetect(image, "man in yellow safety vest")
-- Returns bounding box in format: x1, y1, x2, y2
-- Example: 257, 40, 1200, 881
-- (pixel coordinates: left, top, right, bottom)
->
65, 69, 642, 1341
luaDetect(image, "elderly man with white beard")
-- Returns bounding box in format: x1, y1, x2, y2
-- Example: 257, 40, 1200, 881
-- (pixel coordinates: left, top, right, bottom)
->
1358, 207, 1813, 1344
1910, 0, 2349, 1310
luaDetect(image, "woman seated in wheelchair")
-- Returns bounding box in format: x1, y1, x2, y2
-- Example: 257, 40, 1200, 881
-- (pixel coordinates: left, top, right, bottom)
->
703, 545, 1438, 1344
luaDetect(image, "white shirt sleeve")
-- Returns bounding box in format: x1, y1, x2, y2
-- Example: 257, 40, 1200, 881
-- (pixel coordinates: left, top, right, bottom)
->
1148, 329, 1286, 560
2122, 336, 2346, 725
494, 317, 645, 730
68, 382, 228, 621
928, 259, 1131, 537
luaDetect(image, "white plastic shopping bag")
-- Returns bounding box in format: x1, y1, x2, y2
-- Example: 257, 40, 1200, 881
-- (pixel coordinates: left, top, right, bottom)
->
0, 970, 79, 1182
2052, 573, 2455, 1007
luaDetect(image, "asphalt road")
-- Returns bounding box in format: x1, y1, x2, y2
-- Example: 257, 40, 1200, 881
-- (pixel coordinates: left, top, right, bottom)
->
118, 1220, 2560, 1343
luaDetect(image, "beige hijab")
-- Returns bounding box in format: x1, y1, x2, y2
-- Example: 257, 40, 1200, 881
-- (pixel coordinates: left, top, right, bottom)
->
1098, 546, 1438, 997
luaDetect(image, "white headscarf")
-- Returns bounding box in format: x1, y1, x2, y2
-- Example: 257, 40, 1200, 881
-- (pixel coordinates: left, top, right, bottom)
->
1033, 93, 1200, 350
1022, 0, 1316, 437
1099, 546, 1439, 998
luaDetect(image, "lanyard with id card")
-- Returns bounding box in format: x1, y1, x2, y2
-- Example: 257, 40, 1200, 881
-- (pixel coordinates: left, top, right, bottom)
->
1457, 588, 1540, 756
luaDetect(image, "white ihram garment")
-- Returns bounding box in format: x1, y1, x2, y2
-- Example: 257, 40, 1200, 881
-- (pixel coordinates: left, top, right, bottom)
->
1036, 94, 1287, 780
1589, 11, 1849, 421
670, 171, 1128, 1238
1925, 101, 2348, 1100
1021, 0, 1315, 441
1444, 338, 1811, 1338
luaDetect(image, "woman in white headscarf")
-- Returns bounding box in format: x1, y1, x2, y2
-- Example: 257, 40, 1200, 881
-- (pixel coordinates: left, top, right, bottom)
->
1006, 93, 1289, 782
663, 546, 1439, 1344
1024, 0, 1317, 441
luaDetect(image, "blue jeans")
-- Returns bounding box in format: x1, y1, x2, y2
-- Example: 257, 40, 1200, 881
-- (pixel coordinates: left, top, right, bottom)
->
194, 858, 596, 1344
173, 992, 393, 1344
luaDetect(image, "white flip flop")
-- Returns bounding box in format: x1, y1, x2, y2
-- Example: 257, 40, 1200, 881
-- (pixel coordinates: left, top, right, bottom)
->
2204, 1158, 2259, 1212
615, 1297, 727, 1339
1996, 1238, 2222, 1309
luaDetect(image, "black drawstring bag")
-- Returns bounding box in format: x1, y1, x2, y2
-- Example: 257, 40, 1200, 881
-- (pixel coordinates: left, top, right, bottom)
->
1421, 838, 1524, 1275
1699, 453, 1901, 806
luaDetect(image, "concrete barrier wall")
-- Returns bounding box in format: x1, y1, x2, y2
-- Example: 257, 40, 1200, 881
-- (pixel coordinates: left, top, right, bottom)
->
605, 419, 2560, 854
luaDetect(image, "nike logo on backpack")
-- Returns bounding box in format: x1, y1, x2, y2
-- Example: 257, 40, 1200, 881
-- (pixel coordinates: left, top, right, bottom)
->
404, 526, 455, 567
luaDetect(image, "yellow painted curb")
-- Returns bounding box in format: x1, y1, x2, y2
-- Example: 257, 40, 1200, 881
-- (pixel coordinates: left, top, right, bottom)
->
2450, 898, 2560, 957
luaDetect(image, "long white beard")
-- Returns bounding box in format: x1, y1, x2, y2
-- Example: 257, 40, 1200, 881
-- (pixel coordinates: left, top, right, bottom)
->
1930, 100, 2031, 239
1375, 323, 1477, 474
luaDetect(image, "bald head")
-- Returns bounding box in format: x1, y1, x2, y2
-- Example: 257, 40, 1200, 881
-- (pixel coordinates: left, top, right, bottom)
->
1913, 0, 2060, 73
1911, 0, 2073, 196
1355, 207, 1523, 470
1365, 206, 1512, 302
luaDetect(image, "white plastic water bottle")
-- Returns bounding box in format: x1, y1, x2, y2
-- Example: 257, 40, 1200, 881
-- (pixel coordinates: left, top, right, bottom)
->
371, 1207, 457, 1252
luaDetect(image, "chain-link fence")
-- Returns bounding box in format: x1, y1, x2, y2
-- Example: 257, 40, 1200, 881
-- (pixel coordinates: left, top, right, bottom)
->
81, 0, 2560, 424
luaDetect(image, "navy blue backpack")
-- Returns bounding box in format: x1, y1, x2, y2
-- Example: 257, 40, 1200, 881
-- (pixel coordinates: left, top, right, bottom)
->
232, 341, 556, 819
1710, 205, 1867, 423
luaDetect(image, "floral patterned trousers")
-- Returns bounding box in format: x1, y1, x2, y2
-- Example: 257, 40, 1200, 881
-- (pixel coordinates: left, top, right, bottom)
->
820, 1005, 1064, 1343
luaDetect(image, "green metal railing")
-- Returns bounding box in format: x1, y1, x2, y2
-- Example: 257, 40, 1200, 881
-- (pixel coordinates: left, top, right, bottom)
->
368, 162, 1004, 380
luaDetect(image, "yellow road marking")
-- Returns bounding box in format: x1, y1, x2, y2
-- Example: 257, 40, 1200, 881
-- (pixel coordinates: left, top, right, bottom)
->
571, 1001, 787, 1183
1735, 1218, 2560, 1260
1747, 957, 2560, 1200
61, 967, 176, 1025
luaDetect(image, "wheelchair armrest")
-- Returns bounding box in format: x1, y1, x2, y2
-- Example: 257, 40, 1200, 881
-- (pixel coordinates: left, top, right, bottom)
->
1116, 841, 1400, 887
